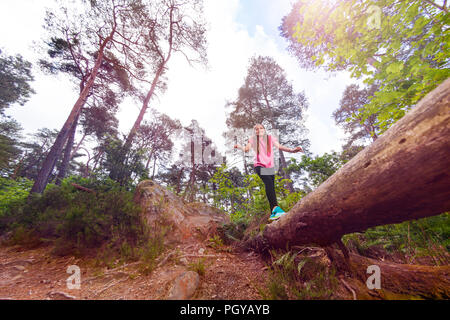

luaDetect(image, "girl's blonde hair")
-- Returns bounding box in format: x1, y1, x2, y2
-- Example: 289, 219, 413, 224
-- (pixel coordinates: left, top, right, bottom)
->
253, 124, 271, 156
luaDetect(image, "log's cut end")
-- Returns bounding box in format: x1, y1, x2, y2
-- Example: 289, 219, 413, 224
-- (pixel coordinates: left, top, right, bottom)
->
263, 78, 450, 249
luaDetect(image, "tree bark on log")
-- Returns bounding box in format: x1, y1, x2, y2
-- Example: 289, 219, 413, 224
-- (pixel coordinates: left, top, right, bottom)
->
329, 249, 450, 299
260, 78, 450, 248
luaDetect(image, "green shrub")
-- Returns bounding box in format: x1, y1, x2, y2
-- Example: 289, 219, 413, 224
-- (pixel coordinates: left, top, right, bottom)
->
136, 234, 166, 275
0, 177, 33, 216
188, 258, 207, 276
0, 176, 147, 258
343, 212, 450, 265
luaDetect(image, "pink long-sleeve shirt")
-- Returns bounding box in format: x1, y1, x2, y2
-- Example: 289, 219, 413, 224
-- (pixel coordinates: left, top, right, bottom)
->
248, 135, 277, 168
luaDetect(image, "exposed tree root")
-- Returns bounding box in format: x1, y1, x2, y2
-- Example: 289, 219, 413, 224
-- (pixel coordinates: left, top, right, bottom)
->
243, 236, 449, 299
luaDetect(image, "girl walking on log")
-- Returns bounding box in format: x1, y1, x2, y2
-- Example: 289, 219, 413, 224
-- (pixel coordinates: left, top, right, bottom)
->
234, 123, 303, 221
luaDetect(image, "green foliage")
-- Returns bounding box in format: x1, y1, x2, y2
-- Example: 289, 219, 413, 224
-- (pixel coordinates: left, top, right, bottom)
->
0, 52, 35, 112
0, 176, 146, 257
283, 0, 450, 133
135, 235, 166, 275
209, 164, 304, 242
0, 117, 23, 175
207, 234, 224, 250
343, 213, 450, 265
0, 177, 33, 216
102, 136, 147, 187
278, 190, 304, 213
10, 128, 60, 181
209, 164, 250, 221
288, 153, 345, 189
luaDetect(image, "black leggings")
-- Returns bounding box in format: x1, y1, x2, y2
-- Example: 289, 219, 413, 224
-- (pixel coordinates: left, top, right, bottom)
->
254, 166, 278, 210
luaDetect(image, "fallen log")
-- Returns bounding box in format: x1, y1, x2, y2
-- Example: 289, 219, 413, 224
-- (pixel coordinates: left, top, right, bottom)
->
262, 78, 450, 248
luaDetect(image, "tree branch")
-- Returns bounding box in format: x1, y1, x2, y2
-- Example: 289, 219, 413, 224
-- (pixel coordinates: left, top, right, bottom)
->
422, 0, 448, 13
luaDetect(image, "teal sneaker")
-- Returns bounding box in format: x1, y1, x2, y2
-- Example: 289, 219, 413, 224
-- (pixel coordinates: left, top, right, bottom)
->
269, 206, 286, 221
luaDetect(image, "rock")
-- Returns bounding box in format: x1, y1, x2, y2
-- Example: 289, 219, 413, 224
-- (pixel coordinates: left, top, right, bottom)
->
134, 180, 230, 244
167, 271, 200, 300
179, 257, 189, 265
198, 248, 205, 255
11, 275, 22, 281
47, 291, 76, 300
13, 265, 26, 271
3, 259, 34, 268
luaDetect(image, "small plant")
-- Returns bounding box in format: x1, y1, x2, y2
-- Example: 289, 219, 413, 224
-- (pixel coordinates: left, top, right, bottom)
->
207, 235, 224, 249
188, 258, 207, 276
217, 221, 247, 244
134, 230, 166, 275
259, 250, 339, 300
128, 273, 139, 280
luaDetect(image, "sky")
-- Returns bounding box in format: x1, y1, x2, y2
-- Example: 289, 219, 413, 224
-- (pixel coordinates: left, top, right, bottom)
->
0, 0, 355, 168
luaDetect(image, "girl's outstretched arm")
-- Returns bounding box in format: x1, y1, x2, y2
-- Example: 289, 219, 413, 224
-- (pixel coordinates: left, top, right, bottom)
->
234, 142, 251, 152
273, 140, 303, 153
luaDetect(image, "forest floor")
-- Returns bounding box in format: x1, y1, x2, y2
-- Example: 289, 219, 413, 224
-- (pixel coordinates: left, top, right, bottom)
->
0, 240, 270, 300
1, 238, 447, 300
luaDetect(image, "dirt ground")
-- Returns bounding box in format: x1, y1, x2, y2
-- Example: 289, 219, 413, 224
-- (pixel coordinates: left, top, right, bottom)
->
0, 241, 269, 300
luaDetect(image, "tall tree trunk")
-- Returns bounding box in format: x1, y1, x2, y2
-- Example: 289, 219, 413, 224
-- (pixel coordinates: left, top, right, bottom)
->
202, 182, 207, 203
250, 78, 450, 249
70, 131, 87, 160
176, 167, 184, 195
124, 5, 176, 150
92, 150, 103, 172
30, 31, 114, 195
243, 152, 249, 175
119, 63, 166, 185
186, 165, 197, 202
56, 111, 80, 185
145, 150, 154, 171
151, 156, 157, 179
124, 65, 165, 149
279, 149, 295, 193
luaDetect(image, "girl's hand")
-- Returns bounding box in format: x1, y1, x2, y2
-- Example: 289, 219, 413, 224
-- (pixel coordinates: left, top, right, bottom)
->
292, 146, 303, 153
